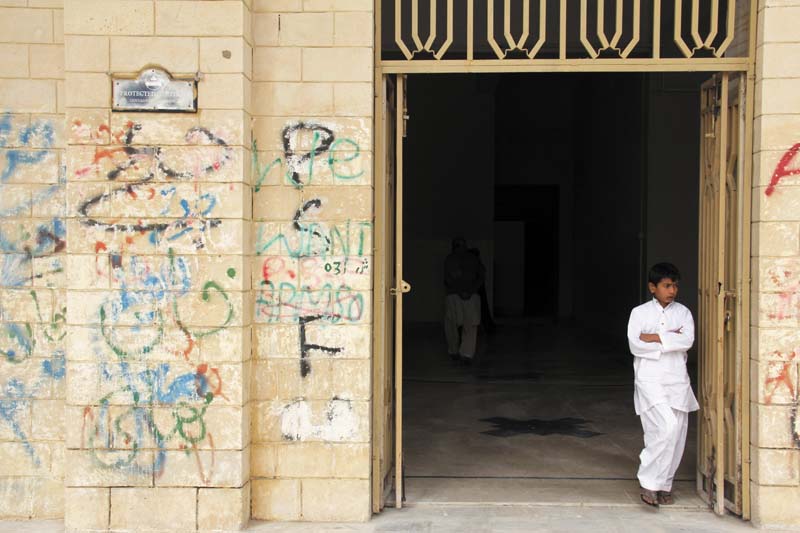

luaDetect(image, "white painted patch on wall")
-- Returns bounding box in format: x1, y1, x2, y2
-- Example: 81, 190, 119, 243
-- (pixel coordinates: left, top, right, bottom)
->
279, 397, 358, 442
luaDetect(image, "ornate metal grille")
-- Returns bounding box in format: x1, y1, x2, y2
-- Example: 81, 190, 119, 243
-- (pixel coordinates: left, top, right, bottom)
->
380, 0, 751, 69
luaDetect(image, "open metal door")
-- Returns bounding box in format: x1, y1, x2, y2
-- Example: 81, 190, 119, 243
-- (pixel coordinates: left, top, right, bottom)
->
372, 74, 409, 512
697, 72, 750, 517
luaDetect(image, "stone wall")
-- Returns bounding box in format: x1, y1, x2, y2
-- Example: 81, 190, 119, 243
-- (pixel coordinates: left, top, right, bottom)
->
750, 0, 800, 526
249, 0, 374, 522
61, 1, 252, 530
0, 0, 66, 520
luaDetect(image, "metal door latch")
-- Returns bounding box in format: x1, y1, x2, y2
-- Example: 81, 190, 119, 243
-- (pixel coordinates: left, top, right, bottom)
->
390, 280, 412, 295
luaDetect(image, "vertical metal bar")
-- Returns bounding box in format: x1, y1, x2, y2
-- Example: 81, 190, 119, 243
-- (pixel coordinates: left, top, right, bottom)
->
741, 1, 758, 519
560, 0, 567, 59
674, 0, 693, 58
424, 0, 438, 51
394, 74, 405, 511
597, 0, 610, 49
412, 0, 423, 50
691, 0, 703, 49
653, 0, 661, 58
468, 0, 474, 60
715, 72, 729, 516
705, 0, 720, 47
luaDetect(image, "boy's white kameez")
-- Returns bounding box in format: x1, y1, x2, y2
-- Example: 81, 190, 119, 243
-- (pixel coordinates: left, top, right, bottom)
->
628, 299, 699, 492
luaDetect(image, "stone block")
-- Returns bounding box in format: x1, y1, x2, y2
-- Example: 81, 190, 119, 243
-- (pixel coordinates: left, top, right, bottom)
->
276, 442, 333, 478
199, 73, 247, 110
31, 399, 65, 440
335, 12, 374, 46
752, 483, 800, 528
334, 82, 373, 117
110, 36, 199, 74
0, 478, 35, 518
754, 148, 800, 190
760, 6, 800, 43
0, 7, 53, 43
198, 109, 250, 148
755, 184, 800, 223
64, 449, 155, 487
752, 221, 800, 257
64, 72, 109, 108
155, 1, 245, 36
254, 0, 302, 11
752, 403, 796, 448
301, 478, 370, 521
31, 477, 64, 519
298, 185, 372, 220
252, 185, 302, 220
251, 479, 301, 521
756, 78, 800, 117
29, 44, 64, 79
64, 487, 109, 531
302, 47, 372, 82
0, 43, 29, 77
198, 484, 250, 531
199, 407, 248, 450
754, 114, 800, 153
200, 37, 251, 76
253, 82, 334, 116
110, 487, 196, 531
250, 444, 277, 477
279, 12, 334, 46
108, 112, 199, 145
0, 79, 57, 113
253, 13, 279, 46
0, 441, 50, 475
199, 325, 250, 363
253, 47, 302, 81
753, 447, 800, 485
64, 0, 153, 36
332, 443, 370, 478
757, 43, 800, 79
304, 0, 372, 10
155, 449, 248, 488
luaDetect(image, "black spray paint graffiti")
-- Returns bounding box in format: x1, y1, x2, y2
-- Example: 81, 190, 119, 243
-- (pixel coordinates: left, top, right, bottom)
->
480, 417, 602, 438
298, 315, 343, 377
76, 123, 230, 248
253, 122, 364, 191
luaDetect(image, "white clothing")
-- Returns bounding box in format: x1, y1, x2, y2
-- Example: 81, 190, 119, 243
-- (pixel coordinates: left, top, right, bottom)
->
445, 294, 480, 358
627, 299, 700, 415
637, 404, 689, 491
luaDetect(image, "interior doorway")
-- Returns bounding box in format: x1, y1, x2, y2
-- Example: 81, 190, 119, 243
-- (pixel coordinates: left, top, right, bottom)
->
397, 72, 707, 506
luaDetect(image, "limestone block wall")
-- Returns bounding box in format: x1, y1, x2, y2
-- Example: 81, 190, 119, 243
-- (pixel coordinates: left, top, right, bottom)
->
751, 0, 800, 526
249, 0, 374, 522
0, 0, 66, 520
62, 1, 252, 531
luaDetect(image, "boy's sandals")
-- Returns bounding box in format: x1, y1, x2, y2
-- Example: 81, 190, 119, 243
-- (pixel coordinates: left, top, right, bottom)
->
657, 491, 674, 505
640, 487, 659, 508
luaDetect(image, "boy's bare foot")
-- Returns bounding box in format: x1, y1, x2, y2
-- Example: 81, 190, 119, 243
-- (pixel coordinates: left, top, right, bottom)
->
640, 487, 659, 507
657, 491, 674, 505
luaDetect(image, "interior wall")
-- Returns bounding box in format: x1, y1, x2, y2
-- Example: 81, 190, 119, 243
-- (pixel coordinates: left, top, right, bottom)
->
570, 75, 645, 339
494, 75, 576, 318
404, 76, 496, 323
645, 73, 705, 318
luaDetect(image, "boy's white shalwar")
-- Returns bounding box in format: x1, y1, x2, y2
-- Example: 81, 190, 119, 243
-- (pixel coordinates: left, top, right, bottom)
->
627, 299, 699, 492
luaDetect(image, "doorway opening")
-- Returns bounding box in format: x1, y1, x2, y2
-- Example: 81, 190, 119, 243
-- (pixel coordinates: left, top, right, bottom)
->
399, 72, 707, 506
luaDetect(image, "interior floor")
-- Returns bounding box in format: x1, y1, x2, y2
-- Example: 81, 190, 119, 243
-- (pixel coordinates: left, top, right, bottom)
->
402, 321, 703, 507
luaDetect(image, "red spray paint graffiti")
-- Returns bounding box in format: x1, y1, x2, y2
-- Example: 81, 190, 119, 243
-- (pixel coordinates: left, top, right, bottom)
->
765, 143, 800, 196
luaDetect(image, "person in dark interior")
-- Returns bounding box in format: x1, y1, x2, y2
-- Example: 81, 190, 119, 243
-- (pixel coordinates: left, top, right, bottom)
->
469, 247, 495, 335
444, 237, 483, 366
627, 262, 699, 507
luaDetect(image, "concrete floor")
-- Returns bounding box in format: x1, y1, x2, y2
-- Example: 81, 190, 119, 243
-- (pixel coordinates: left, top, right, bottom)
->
0, 506, 762, 533
401, 321, 700, 508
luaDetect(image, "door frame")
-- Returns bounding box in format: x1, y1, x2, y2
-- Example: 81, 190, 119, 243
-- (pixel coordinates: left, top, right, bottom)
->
371, 2, 757, 519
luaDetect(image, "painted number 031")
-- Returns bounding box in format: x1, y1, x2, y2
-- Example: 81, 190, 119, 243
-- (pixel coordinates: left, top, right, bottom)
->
324, 261, 342, 275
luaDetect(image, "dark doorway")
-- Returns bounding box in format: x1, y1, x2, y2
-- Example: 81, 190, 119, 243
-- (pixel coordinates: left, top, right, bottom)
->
494, 185, 559, 318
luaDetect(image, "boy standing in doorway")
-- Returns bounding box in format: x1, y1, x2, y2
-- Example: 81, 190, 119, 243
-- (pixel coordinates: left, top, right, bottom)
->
444, 237, 483, 365
627, 263, 699, 507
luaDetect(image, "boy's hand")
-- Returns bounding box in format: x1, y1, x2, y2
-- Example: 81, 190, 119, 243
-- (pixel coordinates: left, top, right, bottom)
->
639, 333, 661, 343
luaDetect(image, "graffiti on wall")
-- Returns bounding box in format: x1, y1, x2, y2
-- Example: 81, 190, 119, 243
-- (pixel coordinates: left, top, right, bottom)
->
70, 118, 237, 483
253, 121, 369, 442
0, 112, 66, 466
765, 143, 800, 197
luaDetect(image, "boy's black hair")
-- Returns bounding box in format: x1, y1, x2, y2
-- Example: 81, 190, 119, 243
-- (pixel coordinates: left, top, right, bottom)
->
648, 262, 681, 285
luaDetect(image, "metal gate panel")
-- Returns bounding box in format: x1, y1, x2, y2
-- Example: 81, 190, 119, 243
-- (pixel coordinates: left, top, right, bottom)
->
697, 71, 749, 517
